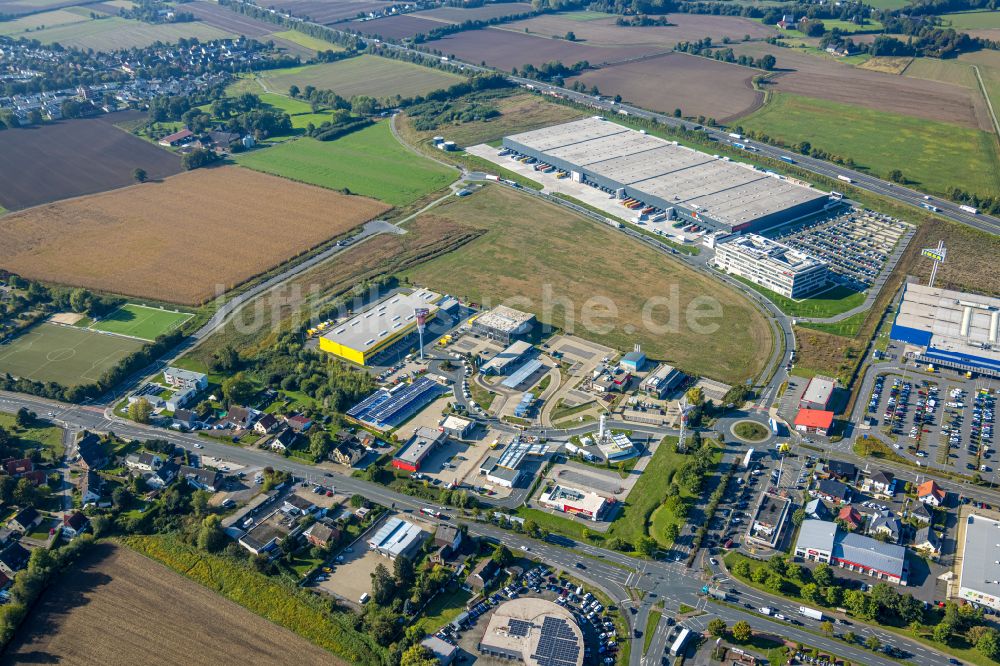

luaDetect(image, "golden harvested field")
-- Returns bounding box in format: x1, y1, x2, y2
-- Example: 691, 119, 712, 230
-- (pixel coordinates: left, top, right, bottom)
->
858, 56, 913, 75
0, 166, 390, 305
0, 543, 343, 666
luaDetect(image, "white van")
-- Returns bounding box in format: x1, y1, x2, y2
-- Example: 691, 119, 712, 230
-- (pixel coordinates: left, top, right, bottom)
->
359, 593, 371, 604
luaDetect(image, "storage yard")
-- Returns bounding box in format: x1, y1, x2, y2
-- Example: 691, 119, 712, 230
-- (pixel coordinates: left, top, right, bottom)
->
770, 208, 911, 290
503, 117, 828, 233
0, 166, 390, 304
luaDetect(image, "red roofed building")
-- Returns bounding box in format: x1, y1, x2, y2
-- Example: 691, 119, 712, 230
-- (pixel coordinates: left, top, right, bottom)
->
917, 480, 946, 507
3, 459, 32, 476
158, 128, 194, 147
794, 408, 834, 436
837, 505, 863, 531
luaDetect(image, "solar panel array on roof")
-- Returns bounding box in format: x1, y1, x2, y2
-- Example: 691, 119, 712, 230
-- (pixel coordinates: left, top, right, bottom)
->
347, 377, 441, 429
532, 616, 581, 666
507, 619, 532, 637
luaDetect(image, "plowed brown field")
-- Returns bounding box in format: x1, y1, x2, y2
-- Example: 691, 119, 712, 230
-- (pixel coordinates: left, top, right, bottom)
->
0, 166, 390, 304
0, 543, 343, 666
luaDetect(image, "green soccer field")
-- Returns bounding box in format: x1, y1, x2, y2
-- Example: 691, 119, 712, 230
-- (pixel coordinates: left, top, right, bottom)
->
0, 323, 145, 387
89, 304, 192, 341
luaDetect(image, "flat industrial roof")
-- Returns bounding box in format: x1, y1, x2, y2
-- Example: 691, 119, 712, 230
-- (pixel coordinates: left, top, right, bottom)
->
894, 283, 1000, 362
479, 598, 584, 666
482, 339, 533, 373
395, 426, 445, 465
960, 514, 1000, 598
802, 375, 836, 405
474, 305, 535, 333
718, 234, 826, 274
505, 117, 825, 228
321, 288, 441, 353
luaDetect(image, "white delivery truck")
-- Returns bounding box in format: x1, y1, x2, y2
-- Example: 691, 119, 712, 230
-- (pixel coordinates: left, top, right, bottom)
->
799, 606, 824, 621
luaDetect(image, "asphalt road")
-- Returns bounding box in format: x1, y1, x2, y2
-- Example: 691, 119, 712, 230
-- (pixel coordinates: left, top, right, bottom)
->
0, 391, 957, 666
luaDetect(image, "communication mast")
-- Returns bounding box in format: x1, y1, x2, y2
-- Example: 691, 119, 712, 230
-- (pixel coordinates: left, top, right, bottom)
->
414, 308, 429, 361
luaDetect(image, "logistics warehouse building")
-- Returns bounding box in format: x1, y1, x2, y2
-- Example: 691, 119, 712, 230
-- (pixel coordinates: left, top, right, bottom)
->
503, 117, 829, 233
319, 289, 442, 366
890, 282, 1000, 378
957, 513, 1000, 610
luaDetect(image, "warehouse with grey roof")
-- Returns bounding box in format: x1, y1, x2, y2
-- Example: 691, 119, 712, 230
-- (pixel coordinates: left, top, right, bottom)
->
503, 117, 829, 233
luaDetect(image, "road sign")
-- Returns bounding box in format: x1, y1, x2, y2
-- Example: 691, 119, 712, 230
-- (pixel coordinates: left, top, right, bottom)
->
921, 248, 946, 263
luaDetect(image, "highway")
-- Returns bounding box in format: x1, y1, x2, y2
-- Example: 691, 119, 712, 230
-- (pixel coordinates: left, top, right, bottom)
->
0, 390, 953, 666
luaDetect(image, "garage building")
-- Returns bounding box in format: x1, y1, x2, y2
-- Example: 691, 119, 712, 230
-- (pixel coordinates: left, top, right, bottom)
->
503, 117, 829, 234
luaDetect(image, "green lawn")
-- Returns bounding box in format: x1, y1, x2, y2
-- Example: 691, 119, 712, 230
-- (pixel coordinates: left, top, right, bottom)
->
89, 304, 192, 341
643, 609, 662, 654
611, 436, 690, 546
740, 92, 1000, 197
0, 413, 64, 461
235, 121, 456, 207
797, 310, 867, 337
21, 15, 233, 51
256, 92, 340, 130
270, 29, 345, 52
940, 9, 1000, 29
729, 276, 866, 318
413, 587, 472, 634
260, 55, 464, 101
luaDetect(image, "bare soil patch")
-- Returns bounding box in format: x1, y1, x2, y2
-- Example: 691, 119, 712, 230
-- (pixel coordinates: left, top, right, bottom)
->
262, 0, 395, 25
569, 52, 762, 122
857, 56, 912, 74
184, 0, 274, 36
0, 165, 390, 304
348, 13, 443, 39
732, 43, 991, 129
417, 3, 533, 23
502, 13, 776, 47
0, 113, 181, 210
0, 542, 341, 666
430, 27, 664, 71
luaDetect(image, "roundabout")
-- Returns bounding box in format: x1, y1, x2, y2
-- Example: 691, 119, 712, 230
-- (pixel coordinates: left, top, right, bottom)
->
730, 419, 771, 443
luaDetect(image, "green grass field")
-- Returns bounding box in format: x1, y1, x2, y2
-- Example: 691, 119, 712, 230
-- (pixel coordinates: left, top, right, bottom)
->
740, 92, 1000, 197
270, 29, 344, 52
89, 304, 192, 341
22, 15, 232, 51
863, 0, 909, 8
0, 7, 92, 36
257, 92, 339, 129
403, 186, 772, 383
235, 121, 456, 207
729, 276, 866, 318
0, 323, 144, 386
260, 55, 464, 100
0, 413, 64, 462
940, 10, 1000, 29
902, 57, 979, 89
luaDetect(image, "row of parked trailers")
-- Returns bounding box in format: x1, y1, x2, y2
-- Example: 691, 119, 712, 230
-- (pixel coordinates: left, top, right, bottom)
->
498, 149, 569, 179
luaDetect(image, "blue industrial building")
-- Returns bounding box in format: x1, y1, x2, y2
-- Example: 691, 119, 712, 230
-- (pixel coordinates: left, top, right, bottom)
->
346, 377, 443, 430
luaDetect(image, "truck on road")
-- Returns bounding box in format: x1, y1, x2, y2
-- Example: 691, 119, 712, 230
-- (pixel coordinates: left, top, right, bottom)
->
837, 175, 853, 183
799, 606, 824, 621
728, 132, 742, 140
701, 586, 730, 601
759, 607, 772, 616
779, 155, 795, 164
670, 627, 691, 656
960, 204, 979, 214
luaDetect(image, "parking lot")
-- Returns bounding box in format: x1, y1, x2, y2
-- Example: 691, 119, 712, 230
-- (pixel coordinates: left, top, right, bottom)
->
769, 208, 910, 290
867, 372, 996, 475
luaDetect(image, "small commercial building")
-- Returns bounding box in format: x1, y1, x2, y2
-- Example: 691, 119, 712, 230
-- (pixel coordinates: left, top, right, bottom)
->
746, 490, 791, 549
502, 359, 545, 391
478, 598, 584, 666
481, 340, 533, 375
957, 514, 1000, 609
799, 375, 836, 411
393, 427, 447, 472
794, 408, 834, 436
640, 363, 685, 398
347, 377, 443, 431
539, 484, 610, 521
441, 414, 474, 439
367, 517, 426, 560
619, 347, 647, 373
421, 635, 458, 665
318, 289, 441, 366
471, 306, 535, 345
794, 520, 907, 585
714, 234, 829, 298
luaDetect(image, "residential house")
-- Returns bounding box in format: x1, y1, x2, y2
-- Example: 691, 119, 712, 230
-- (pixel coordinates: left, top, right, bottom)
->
0, 542, 30, 577
908, 502, 933, 525
332, 441, 365, 466
282, 494, 316, 516
79, 470, 103, 504
913, 526, 940, 556
125, 452, 162, 473
76, 432, 107, 470
158, 128, 194, 146
813, 479, 852, 505
804, 498, 831, 521
868, 470, 894, 496
824, 460, 858, 482
225, 406, 255, 430
837, 505, 863, 531
869, 510, 902, 543
254, 413, 278, 435
0, 528, 14, 548
62, 511, 89, 537
270, 427, 298, 452
304, 521, 339, 548
434, 524, 463, 552
163, 367, 208, 391
466, 557, 498, 591
918, 480, 946, 507
146, 462, 178, 489
8, 507, 40, 533
165, 387, 195, 412
178, 465, 221, 492
285, 414, 313, 433
777, 14, 797, 29
3, 458, 32, 476
173, 408, 198, 429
